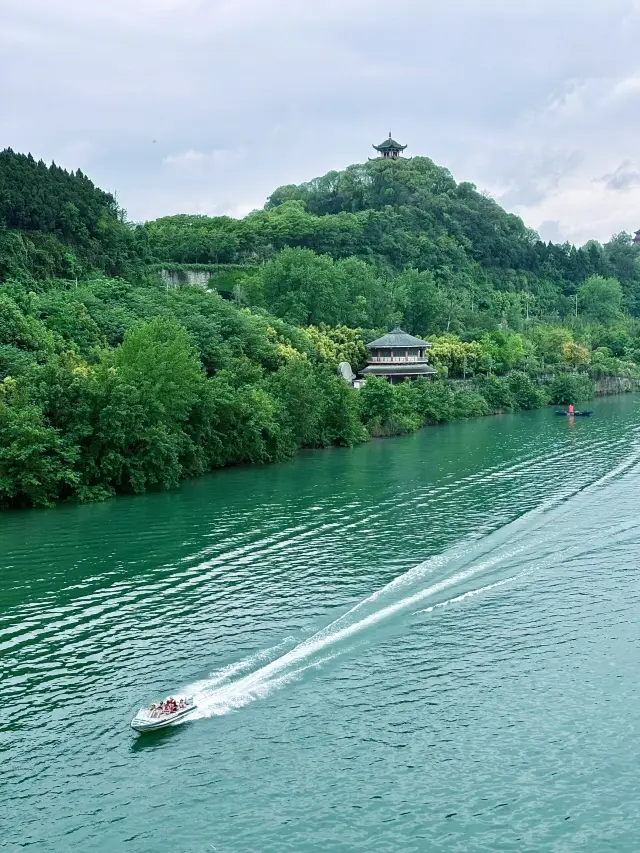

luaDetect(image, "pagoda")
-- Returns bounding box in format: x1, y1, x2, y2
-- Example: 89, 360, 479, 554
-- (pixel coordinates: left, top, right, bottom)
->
360, 328, 436, 384
633, 229, 640, 246
372, 132, 407, 159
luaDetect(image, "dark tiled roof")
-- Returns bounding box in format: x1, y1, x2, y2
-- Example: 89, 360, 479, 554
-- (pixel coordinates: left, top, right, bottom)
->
373, 134, 407, 152
361, 363, 436, 376
366, 327, 431, 349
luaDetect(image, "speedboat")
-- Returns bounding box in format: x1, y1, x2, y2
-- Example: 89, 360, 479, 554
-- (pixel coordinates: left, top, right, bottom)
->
130, 696, 195, 733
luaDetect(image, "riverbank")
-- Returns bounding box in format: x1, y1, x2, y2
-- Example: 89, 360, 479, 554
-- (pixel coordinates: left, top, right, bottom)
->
359, 369, 637, 439
4, 148, 640, 510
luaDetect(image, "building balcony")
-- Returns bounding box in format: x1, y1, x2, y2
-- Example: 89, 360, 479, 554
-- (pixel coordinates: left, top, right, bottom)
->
367, 356, 430, 363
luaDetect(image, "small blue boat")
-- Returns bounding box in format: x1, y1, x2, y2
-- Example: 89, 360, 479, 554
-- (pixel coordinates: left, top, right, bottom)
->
555, 410, 592, 417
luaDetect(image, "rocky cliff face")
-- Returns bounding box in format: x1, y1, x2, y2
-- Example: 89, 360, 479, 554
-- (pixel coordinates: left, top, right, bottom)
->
160, 269, 211, 290
450, 375, 638, 397
594, 376, 637, 395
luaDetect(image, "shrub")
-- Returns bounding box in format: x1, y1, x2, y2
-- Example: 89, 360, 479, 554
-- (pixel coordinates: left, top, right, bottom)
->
547, 373, 595, 405
411, 379, 456, 424
452, 391, 490, 419
475, 375, 514, 412
507, 371, 549, 410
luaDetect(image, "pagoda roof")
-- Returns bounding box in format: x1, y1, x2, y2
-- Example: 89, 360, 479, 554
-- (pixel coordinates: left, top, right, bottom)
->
366, 327, 431, 349
361, 363, 436, 376
373, 133, 407, 152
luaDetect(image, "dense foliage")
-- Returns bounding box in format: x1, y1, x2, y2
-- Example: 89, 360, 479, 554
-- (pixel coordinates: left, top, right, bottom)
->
145, 158, 640, 334
0, 149, 142, 280
1, 148, 638, 509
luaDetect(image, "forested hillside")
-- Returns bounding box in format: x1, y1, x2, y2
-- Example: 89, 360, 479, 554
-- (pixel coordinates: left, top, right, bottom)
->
0, 149, 141, 280
1, 148, 639, 509
145, 157, 640, 331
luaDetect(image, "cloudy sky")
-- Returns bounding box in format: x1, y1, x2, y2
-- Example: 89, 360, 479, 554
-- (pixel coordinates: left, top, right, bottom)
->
3, 0, 640, 244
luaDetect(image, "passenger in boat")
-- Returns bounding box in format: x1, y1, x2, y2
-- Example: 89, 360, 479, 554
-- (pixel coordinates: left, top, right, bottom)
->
567, 403, 574, 415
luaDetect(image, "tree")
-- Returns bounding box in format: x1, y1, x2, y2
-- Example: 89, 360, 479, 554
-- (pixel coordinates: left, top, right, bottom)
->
0, 380, 78, 507
428, 334, 482, 378
261, 247, 344, 326
561, 340, 590, 367
477, 331, 526, 374
304, 324, 369, 370
507, 371, 548, 410
113, 317, 205, 426
578, 276, 623, 324
547, 374, 595, 405
394, 269, 449, 334
358, 376, 396, 433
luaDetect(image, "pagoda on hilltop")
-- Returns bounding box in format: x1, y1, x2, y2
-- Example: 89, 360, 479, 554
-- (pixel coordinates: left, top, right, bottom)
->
633, 229, 640, 246
372, 132, 407, 159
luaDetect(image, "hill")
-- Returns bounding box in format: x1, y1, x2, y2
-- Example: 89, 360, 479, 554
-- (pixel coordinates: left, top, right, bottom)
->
1, 149, 639, 509
144, 157, 640, 332
0, 148, 141, 281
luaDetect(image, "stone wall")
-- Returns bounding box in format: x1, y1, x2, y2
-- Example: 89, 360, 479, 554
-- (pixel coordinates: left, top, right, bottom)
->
450, 375, 638, 397
159, 269, 212, 290
593, 375, 637, 395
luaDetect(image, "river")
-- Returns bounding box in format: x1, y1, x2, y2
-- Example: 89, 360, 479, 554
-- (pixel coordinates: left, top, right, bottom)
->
3, 395, 640, 852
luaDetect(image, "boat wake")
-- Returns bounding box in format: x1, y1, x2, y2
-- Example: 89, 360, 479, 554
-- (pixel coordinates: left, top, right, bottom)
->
181, 443, 640, 722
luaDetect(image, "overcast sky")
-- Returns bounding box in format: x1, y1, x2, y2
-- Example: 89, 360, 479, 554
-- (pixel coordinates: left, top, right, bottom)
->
3, 0, 640, 244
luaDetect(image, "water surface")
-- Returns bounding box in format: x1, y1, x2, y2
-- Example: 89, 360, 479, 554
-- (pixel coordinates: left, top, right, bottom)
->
3, 396, 640, 852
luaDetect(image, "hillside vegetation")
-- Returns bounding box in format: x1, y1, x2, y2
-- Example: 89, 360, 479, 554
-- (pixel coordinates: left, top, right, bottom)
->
1, 148, 639, 508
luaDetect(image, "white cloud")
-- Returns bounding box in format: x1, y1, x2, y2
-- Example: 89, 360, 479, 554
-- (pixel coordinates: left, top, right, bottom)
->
611, 75, 640, 99
515, 179, 640, 246
163, 148, 245, 170
2, 0, 640, 242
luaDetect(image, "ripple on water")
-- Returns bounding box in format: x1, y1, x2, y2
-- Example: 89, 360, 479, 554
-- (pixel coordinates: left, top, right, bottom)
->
3, 397, 640, 852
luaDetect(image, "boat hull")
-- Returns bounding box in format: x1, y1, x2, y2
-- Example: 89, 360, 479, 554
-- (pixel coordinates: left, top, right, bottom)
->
131, 699, 195, 732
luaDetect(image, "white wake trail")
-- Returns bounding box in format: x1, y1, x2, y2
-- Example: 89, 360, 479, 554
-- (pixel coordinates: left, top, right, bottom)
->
179, 446, 640, 721
184, 546, 525, 718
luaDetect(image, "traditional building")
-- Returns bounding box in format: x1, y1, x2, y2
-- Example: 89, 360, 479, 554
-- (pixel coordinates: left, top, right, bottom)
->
633, 229, 640, 246
372, 133, 407, 159
361, 328, 436, 384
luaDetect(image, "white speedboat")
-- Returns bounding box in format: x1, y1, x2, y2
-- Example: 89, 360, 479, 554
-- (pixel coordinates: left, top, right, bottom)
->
131, 696, 195, 733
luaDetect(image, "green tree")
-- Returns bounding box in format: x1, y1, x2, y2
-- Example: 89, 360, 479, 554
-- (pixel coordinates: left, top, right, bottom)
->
261, 247, 344, 326
475, 375, 514, 412
507, 371, 548, 409
358, 376, 396, 434
113, 317, 205, 426
578, 276, 623, 324
547, 374, 595, 405
0, 380, 78, 508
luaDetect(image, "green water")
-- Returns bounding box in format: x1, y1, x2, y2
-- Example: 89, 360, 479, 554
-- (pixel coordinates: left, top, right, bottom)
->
4, 396, 640, 852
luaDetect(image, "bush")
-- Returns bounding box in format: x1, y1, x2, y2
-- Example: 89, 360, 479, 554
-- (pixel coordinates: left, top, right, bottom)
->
452, 390, 490, 419
411, 379, 456, 423
388, 382, 422, 435
475, 375, 514, 412
358, 376, 395, 433
547, 373, 595, 405
359, 377, 422, 437
507, 371, 549, 410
